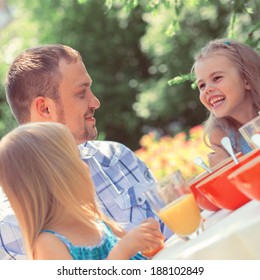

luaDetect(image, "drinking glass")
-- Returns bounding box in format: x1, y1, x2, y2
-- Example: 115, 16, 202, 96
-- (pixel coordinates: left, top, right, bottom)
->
239, 115, 260, 149
145, 170, 203, 240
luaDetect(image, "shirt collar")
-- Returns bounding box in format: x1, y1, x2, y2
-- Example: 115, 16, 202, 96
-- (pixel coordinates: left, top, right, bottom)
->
78, 141, 99, 159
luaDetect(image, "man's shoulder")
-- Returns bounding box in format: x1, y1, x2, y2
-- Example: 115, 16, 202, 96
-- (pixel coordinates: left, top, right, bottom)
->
88, 140, 128, 150
84, 140, 136, 167
0, 189, 14, 220
88, 140, 131, 155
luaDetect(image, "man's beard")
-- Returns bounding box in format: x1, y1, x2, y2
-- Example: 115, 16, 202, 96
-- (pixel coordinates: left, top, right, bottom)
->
56, 107, 97, 144
74, 125, 98, 144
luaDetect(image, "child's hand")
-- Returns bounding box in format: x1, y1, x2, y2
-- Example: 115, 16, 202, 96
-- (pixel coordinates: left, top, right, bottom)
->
208, 144, 230, 167
141, 238, 164, 258
120, 218, 165, 258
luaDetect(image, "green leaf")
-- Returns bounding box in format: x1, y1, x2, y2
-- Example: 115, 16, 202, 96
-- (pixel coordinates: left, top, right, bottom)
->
168, 74, 194, 86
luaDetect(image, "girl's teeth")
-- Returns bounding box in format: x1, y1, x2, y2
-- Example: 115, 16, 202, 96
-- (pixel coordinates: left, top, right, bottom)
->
210, 97, 225, 105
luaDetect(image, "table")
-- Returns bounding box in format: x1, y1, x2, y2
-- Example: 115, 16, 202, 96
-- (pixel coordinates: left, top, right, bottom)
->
153, 199, 260, 259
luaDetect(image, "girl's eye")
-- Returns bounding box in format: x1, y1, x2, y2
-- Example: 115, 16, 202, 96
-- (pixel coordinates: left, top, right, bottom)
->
198, 83, 205, 90
213, 76, 222, 81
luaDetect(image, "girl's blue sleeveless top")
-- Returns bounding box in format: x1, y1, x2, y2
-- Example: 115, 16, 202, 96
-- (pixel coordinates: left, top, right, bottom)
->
42, 221, 147, 260
229, 129, 252, 155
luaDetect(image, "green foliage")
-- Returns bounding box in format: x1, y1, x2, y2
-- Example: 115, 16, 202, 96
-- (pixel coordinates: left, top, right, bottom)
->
168, 74, 194, 86
0, 101, 17, 136
0, 0, 259, 150
105, 0, 172, 12
1, 0, 151, 148
127, 0, 260, 138
0, 7, 40, 138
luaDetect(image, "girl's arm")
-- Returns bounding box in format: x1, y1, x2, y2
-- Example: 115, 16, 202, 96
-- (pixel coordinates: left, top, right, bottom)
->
33, 232, 72, 260
107, 218, 164, 260
207, 127, 230, 167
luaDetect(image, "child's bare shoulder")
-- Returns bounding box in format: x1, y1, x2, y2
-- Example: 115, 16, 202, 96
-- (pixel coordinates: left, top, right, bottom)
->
34, 232, 72, 260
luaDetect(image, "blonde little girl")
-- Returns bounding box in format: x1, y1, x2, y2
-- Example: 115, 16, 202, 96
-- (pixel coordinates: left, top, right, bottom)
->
0, 122, 164, 260
192, 38, 260, 167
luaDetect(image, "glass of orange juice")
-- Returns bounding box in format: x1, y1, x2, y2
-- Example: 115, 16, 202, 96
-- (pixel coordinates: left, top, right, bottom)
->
144, 170, 203, 240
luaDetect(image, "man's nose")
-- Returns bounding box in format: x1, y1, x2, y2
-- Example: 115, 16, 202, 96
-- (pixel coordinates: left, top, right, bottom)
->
90, 92, 100, 109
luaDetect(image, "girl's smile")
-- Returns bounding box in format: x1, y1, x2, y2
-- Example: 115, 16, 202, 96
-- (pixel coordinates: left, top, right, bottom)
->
195, 54, 253, 124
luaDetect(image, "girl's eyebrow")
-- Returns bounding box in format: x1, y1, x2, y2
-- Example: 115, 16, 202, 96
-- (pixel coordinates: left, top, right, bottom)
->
197, 71, 225, 84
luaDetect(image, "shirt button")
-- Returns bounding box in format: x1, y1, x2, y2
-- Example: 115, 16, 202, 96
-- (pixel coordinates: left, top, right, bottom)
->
144, 170, 154, 181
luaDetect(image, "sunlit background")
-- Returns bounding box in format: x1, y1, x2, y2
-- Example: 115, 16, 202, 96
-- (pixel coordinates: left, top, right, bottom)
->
0, 0, 259, 178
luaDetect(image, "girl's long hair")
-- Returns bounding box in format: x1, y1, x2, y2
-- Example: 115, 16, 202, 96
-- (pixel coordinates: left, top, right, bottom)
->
0, 122, 117, 259
191, 38, 260, 150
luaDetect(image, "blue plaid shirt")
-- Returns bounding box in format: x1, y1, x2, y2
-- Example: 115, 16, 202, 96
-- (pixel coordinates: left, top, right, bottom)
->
0, 140, 172, 260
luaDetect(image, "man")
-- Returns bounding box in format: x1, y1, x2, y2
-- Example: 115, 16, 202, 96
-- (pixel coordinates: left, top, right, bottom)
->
0, 44, 172, 259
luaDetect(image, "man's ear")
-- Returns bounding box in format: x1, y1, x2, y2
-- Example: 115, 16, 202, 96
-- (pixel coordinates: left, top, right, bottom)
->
32, 96, 52, 120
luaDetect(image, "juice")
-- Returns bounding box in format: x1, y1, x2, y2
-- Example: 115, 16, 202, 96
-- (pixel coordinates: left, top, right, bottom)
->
158, 193, 201, 236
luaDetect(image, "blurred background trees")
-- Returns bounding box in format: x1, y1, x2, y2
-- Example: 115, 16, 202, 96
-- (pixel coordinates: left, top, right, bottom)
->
0, 0, 259, 150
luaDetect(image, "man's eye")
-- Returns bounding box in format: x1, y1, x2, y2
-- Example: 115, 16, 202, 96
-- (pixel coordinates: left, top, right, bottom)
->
78, 92, 86, 98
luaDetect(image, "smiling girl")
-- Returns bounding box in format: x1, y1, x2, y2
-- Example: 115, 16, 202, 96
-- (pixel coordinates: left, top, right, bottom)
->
192, 38, 260, 167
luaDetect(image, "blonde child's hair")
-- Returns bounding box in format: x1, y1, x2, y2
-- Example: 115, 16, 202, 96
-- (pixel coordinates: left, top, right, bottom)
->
0, 122, 116, 259
191, 38, 260, 149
